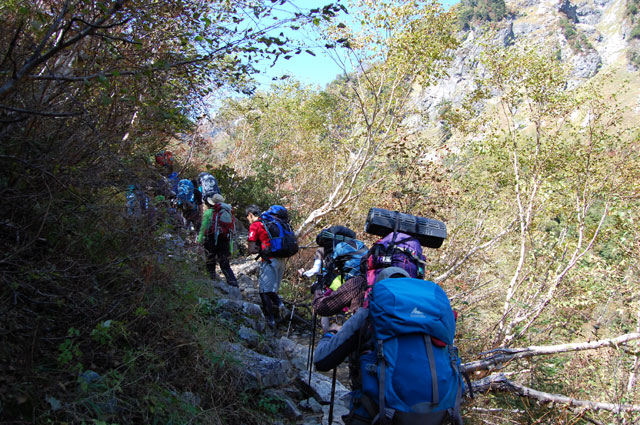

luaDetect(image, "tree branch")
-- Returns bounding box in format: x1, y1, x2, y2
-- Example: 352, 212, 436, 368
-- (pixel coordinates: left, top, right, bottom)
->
0, 103, 83, 117
471, 373, 640, 413
462, 332, 640, 374
434, 218, 516, 284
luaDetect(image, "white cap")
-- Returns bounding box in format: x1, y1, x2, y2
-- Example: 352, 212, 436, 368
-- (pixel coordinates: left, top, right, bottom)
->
205, 193, 225, 206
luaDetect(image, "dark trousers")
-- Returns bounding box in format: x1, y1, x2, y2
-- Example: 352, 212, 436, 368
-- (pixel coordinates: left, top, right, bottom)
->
204, 237, 237, 286
260, 292, 281, 322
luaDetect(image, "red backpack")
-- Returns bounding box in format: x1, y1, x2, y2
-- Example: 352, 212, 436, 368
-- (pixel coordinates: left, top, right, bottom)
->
155, 150, 174, 167
209, 202, 236, 243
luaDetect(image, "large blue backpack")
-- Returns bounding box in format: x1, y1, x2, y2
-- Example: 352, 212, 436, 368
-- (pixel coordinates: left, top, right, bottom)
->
260, 205, 299, 258
331, 239, 368, 281
176, 179, 196, 210
359, 277, 464, 425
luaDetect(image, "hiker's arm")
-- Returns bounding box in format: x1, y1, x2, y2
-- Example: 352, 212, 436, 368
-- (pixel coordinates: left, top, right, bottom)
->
247, 241, 260, 254
198, 209, 213, 244
312, 276, 365, 317
247, 222, 261, 254
302, 258, 322, 277
314, 307, 368, 372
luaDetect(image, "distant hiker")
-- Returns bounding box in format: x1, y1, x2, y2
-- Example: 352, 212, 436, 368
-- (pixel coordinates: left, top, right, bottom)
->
314, 246, 464, 425
191, 178, 203, 206
125, 184, 150, 217
167, 171, 180, 198
246, 204, 298, 328
298, 246, 325, 279
155, 150, 175, 174
198, 194, 237, 287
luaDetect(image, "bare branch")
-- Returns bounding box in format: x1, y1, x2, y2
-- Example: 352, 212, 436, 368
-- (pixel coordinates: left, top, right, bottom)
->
434, 218, 516, 284
0, 21, 24, 70
462, 332, 640, 374
0, 0, 126, 100
0, 103, 83, 117
471, 373, 640, 413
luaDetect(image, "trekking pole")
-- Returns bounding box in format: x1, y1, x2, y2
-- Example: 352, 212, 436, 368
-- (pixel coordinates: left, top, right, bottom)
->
307, 312, 317, 386
306, 275, 320, 370
286, 303, 295, 338
328, 367, 337, 425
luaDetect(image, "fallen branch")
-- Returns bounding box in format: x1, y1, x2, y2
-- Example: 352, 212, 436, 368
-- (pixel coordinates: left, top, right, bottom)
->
462, 332, 640, 374
472, 373, 640, 413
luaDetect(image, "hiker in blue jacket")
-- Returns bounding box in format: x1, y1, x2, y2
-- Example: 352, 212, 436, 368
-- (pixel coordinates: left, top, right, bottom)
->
314, 266, 464, 425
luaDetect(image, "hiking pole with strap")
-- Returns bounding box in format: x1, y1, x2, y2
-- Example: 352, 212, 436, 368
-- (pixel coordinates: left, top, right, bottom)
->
286, 303, 295, 338
307, 312, 317, 386
328, 367, 338, 425
306, 275, 320, 370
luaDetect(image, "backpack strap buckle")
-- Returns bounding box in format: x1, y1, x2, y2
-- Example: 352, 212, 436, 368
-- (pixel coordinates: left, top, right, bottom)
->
376, 340, 384, 360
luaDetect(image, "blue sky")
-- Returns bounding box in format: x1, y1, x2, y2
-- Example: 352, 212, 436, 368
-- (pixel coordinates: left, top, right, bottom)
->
252, 0, 460, 90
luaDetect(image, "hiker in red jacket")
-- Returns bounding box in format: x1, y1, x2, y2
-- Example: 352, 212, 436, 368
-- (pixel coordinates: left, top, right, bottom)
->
246, 204, 284, 328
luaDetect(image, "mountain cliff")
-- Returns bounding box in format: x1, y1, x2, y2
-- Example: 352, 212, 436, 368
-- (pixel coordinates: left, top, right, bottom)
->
414, 0, 639, 123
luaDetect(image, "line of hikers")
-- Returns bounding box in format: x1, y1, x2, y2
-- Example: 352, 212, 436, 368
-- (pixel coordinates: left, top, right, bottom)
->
126, 152, 303, 330
132, 151, 466, 424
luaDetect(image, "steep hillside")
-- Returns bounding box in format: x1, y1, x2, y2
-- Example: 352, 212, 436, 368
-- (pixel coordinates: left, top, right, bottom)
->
413, 0, 639, 125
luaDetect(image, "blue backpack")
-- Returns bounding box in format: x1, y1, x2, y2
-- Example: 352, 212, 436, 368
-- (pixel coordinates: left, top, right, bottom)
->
358, 277, 464, 425
331, 239, 368, 281
176, 179, 196, 209
167, 172, 180, 195
260, 205, 299, 258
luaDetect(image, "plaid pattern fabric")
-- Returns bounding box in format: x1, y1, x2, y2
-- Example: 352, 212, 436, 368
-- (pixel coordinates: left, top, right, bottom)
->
312, 276, 366, 317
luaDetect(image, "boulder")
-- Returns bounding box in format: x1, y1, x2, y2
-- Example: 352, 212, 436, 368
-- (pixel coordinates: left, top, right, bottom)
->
281, 398, 303, 420
278, 337, 309, 371
226, 343, 294, 390
238, 325, 262, 349
210, 280, 242, 300
296, 370, 350, 405
300, 397, 324, 414
216, 298, 266, 333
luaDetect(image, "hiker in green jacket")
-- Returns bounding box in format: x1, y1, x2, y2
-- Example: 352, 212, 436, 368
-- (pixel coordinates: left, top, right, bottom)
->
198, 194, 238, 287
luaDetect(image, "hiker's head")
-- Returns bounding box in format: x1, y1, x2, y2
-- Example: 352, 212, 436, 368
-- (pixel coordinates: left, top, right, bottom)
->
205, 193, 225, 207
374, 267, 410, 284
245, 204, 261, 223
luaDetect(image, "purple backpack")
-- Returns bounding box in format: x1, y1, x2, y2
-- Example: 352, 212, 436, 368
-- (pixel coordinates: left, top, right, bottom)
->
363, 232, 426, 307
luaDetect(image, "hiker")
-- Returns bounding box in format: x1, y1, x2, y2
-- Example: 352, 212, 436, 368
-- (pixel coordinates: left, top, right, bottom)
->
246, 204, 285, 328
176, 178, 201, 233
125, 184, 150, 217
298, 246, 325, 279
305, 226, 367, 331
313, 265, 464, 425
155, 150, 175, 174
311, 274, 367, 319
191, 178, 203, 206
198, 194, 237, 287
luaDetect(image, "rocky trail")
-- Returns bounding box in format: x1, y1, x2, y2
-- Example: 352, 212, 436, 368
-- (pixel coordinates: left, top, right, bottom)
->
199, 257, 352, 425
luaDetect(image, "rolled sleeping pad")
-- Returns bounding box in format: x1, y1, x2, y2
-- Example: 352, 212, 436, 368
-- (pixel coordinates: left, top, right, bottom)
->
364, 207, 447, 248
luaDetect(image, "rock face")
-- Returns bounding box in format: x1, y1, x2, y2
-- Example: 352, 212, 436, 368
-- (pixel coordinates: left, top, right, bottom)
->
413, 0, 631, 126
227, 342, 295, 390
